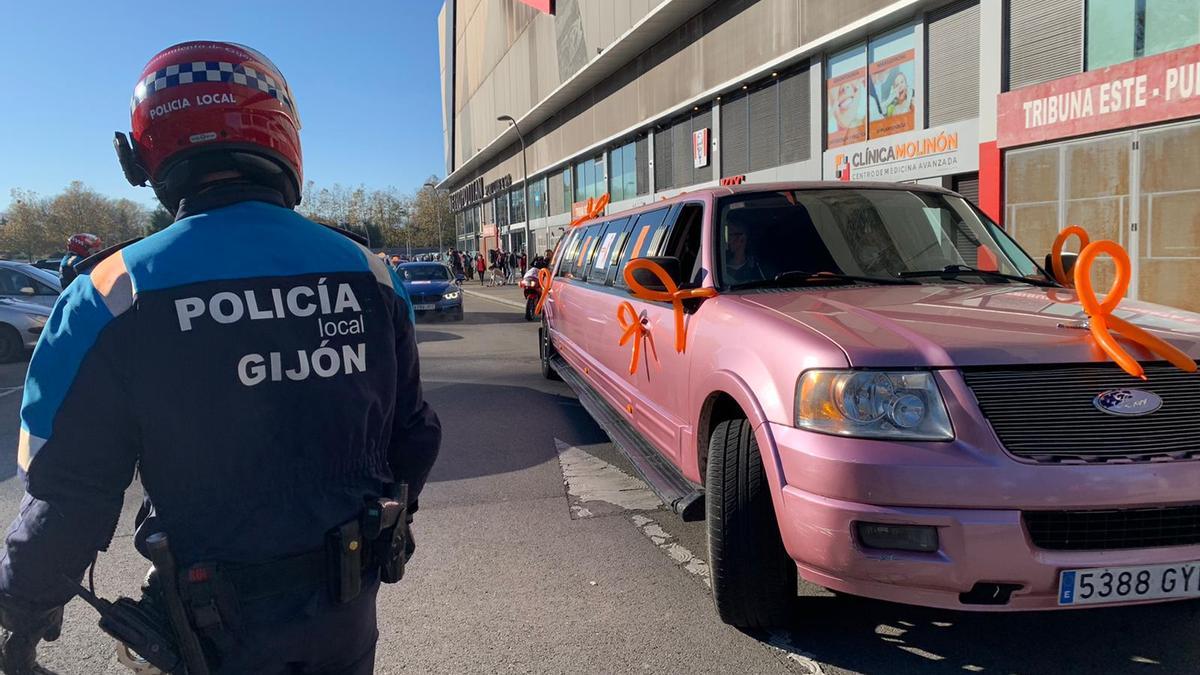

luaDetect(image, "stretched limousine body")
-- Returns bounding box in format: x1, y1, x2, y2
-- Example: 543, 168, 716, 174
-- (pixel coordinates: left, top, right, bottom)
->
539, 182, 1200, 628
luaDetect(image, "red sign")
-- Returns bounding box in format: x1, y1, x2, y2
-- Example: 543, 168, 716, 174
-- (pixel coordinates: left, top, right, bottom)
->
998, 43, 1200, 149
516, 0, 554, 13
719, 175, 745, 186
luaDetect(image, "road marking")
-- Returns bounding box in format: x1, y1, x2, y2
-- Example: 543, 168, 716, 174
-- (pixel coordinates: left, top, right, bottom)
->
0, 387, 23, 400
630, 513, 711, 587
555, 439, 662, 518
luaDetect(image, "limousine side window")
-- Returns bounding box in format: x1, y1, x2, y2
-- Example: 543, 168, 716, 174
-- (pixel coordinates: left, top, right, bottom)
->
662, 203, 705, 286
574, 224, 606, 281
582, 217, 629, 284
557, 229, 584, 278
600, 217, 637, 286
613, 208, 671, 288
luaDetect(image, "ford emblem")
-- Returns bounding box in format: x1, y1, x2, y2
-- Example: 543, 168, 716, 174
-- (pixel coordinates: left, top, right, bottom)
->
1093, 389, 1163, 417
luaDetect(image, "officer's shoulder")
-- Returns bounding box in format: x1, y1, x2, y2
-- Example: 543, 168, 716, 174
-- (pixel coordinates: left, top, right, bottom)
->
318, 222, 370, 247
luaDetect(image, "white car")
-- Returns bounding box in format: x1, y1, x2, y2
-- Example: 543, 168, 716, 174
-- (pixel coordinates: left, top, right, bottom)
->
0, 261, 62, 308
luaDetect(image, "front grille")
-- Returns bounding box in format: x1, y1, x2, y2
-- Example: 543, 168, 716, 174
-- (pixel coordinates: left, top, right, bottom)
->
412, 294, 442, 305
963, 363, 1200, 464
1025, 505, 1200, 551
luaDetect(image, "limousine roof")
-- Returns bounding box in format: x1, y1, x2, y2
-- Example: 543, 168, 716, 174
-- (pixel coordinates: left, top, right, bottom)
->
588, 181, 960, 222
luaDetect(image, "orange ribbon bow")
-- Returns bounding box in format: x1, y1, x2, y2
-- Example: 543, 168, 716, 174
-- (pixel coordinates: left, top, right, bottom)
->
1050, 226, 1090, 287
622, 258, 717, 354
1052, 230, 1196, 380
534, 267, 553, 316
617, 301, 657, 374
569, 193, 610, 227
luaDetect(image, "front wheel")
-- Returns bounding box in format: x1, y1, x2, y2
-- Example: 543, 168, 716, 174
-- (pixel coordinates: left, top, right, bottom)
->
707, 418, 797, 628
525, 297, 536, 321
539, 323, 560, 381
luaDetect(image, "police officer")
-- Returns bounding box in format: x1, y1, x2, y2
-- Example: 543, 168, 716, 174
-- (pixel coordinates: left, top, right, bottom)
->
59, 233, 102, 285
0, 41, 440, 673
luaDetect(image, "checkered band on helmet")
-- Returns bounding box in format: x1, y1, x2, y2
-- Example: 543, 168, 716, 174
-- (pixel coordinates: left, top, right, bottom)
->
131, 61, 295, 115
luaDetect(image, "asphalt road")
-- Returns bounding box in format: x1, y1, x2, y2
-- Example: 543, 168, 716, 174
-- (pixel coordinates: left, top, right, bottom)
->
0, 290, 1198, 674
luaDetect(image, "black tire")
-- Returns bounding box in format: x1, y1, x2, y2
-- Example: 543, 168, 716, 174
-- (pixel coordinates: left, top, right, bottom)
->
525, 298, 536, 321
0, 325, 22, 363
539, 322, 560, 381
453, 306, 464, 322
707, 418, 797, 628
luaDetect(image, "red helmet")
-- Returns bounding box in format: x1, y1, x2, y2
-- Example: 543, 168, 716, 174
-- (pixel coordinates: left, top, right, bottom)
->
68, 233, 102, 257
115, 41, 302, 211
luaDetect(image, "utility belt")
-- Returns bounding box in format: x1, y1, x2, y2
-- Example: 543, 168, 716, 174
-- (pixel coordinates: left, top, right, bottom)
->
181, 484, 411, 650
84, 485, 411, 674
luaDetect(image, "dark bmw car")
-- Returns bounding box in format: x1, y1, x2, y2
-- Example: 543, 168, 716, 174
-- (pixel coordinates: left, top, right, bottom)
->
396, 262, 463, 321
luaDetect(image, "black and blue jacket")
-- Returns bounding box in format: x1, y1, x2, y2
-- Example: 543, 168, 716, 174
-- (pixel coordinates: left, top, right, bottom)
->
1, 191, 440, 609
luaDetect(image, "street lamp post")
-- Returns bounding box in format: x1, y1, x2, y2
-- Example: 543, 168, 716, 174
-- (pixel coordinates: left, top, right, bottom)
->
424, 178, 445, 254
497, 114, 530, 257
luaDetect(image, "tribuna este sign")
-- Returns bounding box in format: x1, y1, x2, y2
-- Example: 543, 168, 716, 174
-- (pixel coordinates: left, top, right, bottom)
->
998, 42, 1200, 148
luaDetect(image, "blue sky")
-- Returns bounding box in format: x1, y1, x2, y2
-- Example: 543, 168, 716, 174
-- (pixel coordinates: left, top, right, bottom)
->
0, 0, 446, 210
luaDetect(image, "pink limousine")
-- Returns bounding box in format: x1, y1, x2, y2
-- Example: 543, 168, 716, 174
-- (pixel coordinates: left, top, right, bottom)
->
538, 182, 1200, 627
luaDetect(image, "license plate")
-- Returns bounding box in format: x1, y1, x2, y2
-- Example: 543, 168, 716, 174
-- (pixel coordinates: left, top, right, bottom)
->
1059, 561, 1200, 605
413, 304, 436, 311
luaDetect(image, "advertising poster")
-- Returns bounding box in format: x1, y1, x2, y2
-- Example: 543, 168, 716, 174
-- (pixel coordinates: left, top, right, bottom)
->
868, 26, 917, 139
826, 45, 868, 149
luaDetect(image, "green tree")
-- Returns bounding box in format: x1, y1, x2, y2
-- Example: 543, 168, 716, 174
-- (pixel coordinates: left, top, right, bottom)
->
148, 206, 174, 233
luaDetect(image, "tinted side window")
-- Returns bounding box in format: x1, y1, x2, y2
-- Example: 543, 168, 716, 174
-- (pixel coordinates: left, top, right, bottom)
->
571, 224, 604, 279
614, 208, 671, 288
600, 217, 637, 286
557, 230, 583, 278
663, 203, 706, 286
583, 217, 629, 284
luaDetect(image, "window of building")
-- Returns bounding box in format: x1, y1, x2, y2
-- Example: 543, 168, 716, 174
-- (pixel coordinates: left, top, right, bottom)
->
826, 25, 918, 149
609, 140, 644, 202
573, 155, 605, 203
529, 177, 546, 220
656, 108, 713, 191
1008, 0, 1083, 89
509, 186, 525, 224
1087, 1, 1200, 70
927, 1, 981, 126
494, 193, 509, 229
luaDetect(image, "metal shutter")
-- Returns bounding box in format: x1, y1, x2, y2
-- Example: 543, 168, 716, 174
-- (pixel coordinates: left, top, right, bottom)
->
749, 83, 780, 172
1008, 0, 1083, 90
780, 68, 811, 163
721, 93, 749, 177
672, 116, 692, 189
693, 108, 713, 182
636, 136, 649, 195
655, 125, 673, 190
954, 173, 980, 204
928, 0, 981, 126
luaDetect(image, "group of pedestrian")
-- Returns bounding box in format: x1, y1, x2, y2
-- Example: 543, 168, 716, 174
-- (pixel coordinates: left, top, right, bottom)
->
484, 249, 527, 287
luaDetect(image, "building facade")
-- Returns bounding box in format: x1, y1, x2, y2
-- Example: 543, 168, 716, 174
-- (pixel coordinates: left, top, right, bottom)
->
438, 0, 1200, 312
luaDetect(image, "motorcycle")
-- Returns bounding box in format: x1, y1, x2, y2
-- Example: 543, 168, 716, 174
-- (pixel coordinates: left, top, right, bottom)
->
520, 274, 541, 321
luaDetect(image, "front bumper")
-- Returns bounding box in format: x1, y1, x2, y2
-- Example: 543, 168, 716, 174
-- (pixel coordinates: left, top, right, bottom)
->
768, 422, 1200, 610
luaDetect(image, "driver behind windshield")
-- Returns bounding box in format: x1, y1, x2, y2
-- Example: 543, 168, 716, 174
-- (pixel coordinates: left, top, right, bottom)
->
723, 213, 766, 285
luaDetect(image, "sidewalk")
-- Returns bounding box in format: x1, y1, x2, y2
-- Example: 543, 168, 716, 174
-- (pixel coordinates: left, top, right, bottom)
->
459, 280, 527, 310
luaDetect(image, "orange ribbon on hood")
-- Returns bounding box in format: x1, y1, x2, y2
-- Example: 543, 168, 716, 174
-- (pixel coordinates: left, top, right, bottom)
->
569, 193, 610, 227
617, 301, 657, 374
1070, 240, 1196, 379
623, 258, 717, 354
1050, 226, 1090, 287
534, 267, 553, 316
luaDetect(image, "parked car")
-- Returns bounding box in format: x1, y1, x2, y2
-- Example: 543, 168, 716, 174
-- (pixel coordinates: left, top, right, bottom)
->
31, 256, 65, 273
0, 261, 62, 307
0, 297, 50, 362
396, 262, 463, 321
539, 182, 1200, 627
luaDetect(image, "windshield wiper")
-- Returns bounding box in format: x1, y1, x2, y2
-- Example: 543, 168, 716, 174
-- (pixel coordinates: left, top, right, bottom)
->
898, 265, 1058, 287
731, 270, 918, 291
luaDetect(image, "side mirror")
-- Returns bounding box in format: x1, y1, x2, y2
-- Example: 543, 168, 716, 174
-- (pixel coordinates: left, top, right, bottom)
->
19, 287, 35, 296
627, 256, 683, 295
1045, 252, 1079, 284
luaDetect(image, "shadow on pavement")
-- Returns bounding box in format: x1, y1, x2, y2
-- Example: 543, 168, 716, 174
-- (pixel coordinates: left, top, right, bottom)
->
424, 381, 607, 483
415, 330, 463, 344
457, 311, 529, 326
761, 593, 1200, 674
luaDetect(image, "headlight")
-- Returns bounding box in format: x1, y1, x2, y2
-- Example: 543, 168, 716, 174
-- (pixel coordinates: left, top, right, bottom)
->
795, 370, 953, 440
442, 290, 460, 300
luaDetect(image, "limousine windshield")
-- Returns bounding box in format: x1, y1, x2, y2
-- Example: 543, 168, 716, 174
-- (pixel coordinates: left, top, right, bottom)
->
717, 189, 1052, 289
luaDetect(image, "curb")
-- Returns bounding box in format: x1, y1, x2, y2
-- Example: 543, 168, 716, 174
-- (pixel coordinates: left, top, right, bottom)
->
462, 287, 527, 310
